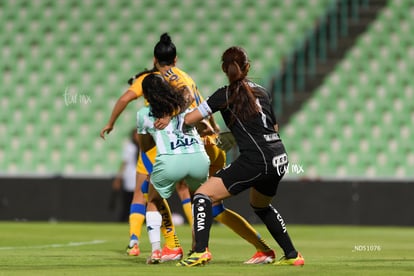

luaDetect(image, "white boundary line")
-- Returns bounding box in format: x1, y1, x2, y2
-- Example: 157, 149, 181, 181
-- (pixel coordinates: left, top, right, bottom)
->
0, 240, 106, 250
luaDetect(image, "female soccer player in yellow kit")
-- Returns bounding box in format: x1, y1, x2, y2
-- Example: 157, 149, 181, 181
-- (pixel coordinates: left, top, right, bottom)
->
101, 33, 275, 264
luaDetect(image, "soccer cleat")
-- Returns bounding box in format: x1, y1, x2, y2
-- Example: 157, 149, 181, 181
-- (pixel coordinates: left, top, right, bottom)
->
176, 249, 212, 267
126, 244, 140, 256
244, 249, 275, 264
160, 245, 183, 262
273, 252, 305, 266
147, 249, 162, 264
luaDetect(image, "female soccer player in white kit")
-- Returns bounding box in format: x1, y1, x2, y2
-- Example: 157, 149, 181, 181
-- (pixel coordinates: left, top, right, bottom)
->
136, 73, 210, 264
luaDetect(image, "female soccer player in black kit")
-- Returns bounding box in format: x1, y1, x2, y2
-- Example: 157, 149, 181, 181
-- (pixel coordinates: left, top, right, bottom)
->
178, 46, 304, 267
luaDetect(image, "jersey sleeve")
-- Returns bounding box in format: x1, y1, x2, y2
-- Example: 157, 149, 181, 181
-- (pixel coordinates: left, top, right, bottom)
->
128, 72, 162, 98
128, 74, 146, 98
205, 87, 226, 113
196, 87, 226, 118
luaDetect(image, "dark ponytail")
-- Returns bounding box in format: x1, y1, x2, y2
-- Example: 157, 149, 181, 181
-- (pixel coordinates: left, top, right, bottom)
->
127, 67, 157, 85
221, 46, 259, 124
153, 33, 177, 66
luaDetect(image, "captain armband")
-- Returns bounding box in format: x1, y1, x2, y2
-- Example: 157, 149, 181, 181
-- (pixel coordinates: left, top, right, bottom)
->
198, 101, 212, 118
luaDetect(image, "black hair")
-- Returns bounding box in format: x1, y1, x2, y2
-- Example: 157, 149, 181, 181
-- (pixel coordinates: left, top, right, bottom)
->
142, 73, 186, 118
153, 33, 177, 66
127, 67, 158, 85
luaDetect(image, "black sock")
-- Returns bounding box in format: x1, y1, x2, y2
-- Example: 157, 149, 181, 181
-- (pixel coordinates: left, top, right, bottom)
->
193, 193, 213, 253
253, 204, 297, 258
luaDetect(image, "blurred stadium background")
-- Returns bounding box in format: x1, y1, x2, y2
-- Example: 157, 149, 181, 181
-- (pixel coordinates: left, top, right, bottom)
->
1, 0, 413, 224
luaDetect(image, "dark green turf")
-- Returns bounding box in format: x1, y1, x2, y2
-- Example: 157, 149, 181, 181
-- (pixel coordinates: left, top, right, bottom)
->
0, 222, 413, 275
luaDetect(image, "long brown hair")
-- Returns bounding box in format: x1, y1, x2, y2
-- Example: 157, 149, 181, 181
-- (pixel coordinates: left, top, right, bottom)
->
221, 46, 260, 125
142, 74, 186, 118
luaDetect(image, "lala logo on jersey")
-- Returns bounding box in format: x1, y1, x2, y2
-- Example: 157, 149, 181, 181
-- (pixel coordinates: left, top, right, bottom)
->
170, 137, 199, 150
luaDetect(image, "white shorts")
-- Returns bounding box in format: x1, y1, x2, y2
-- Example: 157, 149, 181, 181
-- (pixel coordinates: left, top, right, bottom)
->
150, 152, 210, 198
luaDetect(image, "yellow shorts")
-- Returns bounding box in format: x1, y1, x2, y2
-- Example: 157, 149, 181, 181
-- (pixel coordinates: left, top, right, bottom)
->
205, 144, 226, 176
136, 146, 157, 175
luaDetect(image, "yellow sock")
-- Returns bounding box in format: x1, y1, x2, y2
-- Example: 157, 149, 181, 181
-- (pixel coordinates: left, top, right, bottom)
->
181, 198, 193, 225
214, 207, 272, 252
159, 199, 181, 248
129, 203, 146, 243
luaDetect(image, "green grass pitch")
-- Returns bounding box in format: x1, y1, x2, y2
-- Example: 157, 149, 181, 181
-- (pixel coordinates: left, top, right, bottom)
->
0, 222, 413, 275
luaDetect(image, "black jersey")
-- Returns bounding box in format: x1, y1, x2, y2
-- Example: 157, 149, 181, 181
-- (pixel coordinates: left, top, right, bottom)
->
203, 81, 285, 171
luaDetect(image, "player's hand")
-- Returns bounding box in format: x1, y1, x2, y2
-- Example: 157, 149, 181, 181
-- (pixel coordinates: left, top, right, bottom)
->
154, 116, 171, 130
196, 120, 215, 137
100, 124, 113, 139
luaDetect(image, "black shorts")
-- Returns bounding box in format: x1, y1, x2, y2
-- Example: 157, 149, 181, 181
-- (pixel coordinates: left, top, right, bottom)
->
215, 156, 286, 197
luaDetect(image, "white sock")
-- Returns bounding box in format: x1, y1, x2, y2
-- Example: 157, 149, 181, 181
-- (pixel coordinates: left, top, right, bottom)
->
129, 239, 138, 248
146, 211, 162, 252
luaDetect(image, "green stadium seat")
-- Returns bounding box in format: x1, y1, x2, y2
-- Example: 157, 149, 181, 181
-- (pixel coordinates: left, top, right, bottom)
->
2, 0, 388, 176
283, 0, 414, 178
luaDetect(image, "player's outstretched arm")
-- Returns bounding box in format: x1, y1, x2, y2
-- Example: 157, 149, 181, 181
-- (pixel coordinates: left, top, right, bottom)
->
100, 90, 137, 139
184, 108, 204, 126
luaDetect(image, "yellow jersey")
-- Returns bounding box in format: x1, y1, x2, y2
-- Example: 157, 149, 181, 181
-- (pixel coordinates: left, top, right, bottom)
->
128, 67, 203, 108
161, 67, 217, 145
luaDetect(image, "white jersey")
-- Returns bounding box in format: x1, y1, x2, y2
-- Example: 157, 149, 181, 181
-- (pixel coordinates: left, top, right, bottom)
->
137, 106, 205, 155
